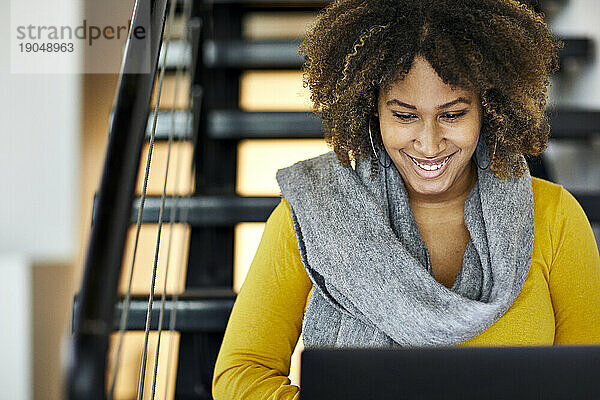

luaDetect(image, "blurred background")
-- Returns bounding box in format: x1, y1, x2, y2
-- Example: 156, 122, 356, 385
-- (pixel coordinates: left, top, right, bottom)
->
1, 0, 598, 398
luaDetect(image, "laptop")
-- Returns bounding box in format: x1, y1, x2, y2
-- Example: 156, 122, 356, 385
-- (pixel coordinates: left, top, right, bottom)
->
300, 346, 600, 399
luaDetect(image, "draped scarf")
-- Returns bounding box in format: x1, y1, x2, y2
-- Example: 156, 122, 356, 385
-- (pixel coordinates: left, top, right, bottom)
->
275, 140, 534, 347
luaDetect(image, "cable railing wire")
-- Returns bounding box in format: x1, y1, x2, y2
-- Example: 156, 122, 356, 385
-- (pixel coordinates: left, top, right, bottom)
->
132, 0, 183, 398
149, 0, 194, 398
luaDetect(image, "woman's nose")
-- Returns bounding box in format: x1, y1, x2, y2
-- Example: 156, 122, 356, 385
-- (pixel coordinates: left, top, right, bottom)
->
413, 124, 446, 157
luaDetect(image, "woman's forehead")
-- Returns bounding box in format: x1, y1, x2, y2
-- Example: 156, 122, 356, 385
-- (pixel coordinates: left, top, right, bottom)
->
380, 57, 477, 105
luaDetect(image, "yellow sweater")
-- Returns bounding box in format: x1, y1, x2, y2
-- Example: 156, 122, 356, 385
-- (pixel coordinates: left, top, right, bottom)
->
212, 177, 600, 399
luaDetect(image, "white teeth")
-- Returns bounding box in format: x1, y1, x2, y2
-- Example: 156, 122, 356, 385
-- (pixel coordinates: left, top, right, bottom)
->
409, 155, 451, 171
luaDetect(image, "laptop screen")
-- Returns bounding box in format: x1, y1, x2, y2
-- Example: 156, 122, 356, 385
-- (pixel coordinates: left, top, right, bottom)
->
300, 346, 600, 399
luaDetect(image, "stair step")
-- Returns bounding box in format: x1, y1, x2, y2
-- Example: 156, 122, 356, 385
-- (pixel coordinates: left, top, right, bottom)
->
147, 110, 323, 140
548, 108, 600, 138
208, 110, 322, 139
126, 195, 280, 225
557, 38, 595, 67
204, 40, 303, 69
164, 40, 303, 70
162, 40, 192, 71
74, 290, 236, 333
114, 291, 235, 332
147, 110, 193, 140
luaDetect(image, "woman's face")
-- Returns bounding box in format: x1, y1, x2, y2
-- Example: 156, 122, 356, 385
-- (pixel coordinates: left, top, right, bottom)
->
376, 56, 482, 201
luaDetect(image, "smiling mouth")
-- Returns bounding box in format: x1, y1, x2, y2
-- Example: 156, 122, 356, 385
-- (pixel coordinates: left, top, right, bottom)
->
406, 153, 455, 171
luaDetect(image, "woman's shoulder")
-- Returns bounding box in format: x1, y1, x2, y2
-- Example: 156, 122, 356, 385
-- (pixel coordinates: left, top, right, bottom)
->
531, 176, 593, 238
267, 197, 295, 234
531, 176, 563, 202
532, 176, 584, 216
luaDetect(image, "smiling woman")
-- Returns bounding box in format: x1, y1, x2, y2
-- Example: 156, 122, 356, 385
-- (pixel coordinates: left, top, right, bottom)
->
212, 0, 600, 399
376, 56, 482, 201
300, 0, 561, 181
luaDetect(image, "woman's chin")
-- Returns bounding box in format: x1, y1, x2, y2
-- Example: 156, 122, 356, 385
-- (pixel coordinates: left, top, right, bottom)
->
409, 181, 452, 197
398, 164, 451, 194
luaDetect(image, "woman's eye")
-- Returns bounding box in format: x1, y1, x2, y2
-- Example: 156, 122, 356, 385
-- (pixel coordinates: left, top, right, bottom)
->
393, 113, 416, 121
442, 111, 466, 120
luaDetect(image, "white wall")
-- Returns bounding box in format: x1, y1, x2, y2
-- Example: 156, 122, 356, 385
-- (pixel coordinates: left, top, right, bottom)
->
0, 0, 81, 398
1, 0, 80, 261
0, 255, 32, 400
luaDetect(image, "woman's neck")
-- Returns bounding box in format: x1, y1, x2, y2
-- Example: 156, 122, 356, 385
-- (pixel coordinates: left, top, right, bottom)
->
407, 161, 478, 212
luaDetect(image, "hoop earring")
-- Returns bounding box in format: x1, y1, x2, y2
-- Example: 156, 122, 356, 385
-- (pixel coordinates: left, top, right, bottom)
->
473, 136, 499, 170
368, 118, 392, 168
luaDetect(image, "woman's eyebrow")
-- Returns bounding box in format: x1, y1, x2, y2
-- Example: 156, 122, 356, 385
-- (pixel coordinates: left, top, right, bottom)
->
385, 97, 472, 110
436, 97, 472, 109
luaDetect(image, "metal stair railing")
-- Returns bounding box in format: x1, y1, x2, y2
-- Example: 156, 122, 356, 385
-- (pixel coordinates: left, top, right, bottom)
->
68, 0, 169, 398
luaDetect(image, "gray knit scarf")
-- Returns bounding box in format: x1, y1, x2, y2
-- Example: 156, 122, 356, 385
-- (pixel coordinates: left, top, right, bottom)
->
275, 140, 534, 347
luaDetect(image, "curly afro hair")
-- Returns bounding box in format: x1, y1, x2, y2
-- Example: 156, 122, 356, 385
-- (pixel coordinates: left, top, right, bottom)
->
298, 0, 562, 179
